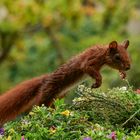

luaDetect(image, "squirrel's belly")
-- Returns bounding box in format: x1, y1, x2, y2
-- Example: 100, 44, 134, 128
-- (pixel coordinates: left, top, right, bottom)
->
57, 74, 88, 98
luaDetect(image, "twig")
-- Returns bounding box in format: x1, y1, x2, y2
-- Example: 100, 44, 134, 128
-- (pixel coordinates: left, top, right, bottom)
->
121, 108, 140, 127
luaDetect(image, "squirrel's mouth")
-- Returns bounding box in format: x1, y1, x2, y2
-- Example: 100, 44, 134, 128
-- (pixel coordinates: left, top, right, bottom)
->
119, 70, 126, 79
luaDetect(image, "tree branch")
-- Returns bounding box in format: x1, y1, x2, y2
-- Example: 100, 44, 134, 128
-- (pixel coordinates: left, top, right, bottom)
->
0, 32, 18, 65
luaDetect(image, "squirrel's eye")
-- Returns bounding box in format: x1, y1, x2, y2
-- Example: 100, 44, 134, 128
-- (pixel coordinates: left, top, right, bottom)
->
114, 54, 121, 61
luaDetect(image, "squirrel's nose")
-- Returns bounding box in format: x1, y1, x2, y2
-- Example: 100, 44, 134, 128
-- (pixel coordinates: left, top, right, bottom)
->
125, 64, 130, 71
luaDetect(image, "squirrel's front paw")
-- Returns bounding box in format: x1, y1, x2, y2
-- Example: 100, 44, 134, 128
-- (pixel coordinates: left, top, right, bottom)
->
91, 83, 101, 88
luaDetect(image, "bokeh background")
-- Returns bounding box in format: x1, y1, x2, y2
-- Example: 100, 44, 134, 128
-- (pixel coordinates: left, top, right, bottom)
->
0, 0, 140, 101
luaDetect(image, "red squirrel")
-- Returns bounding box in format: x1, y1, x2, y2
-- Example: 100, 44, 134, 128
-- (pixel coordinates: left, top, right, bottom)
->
0, 40, 131, 126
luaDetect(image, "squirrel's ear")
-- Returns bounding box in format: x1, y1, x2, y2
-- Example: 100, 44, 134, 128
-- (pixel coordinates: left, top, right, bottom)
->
109, 41, 118, 52
122, 40, 129, 49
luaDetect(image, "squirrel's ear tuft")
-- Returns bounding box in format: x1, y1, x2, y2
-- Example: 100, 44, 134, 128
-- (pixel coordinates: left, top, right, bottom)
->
122, 40, 129, 49
109, 41, 118, 52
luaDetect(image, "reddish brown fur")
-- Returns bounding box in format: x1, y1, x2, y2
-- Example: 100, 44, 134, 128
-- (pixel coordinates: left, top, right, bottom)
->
0, 40, 131, 126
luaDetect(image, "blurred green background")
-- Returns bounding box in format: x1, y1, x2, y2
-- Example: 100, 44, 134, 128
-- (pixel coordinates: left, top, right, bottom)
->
0, 0, 140, 97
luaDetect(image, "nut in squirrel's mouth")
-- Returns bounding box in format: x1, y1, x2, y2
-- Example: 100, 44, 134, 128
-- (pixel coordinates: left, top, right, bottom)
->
119, 70, 126, 79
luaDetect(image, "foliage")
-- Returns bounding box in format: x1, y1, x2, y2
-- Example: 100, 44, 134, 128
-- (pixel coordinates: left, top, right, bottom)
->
1, 87, 140, 140
72, 84, 140, 129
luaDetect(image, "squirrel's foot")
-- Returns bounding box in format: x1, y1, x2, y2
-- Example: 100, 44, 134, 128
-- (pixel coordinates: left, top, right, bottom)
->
91, 83, 101, 88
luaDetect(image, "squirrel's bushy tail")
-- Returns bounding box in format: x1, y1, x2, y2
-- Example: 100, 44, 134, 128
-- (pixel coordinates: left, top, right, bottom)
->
0, 75, 47, 126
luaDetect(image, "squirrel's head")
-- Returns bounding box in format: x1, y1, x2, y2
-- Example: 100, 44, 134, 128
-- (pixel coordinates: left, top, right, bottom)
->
106, 40, 131, 79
